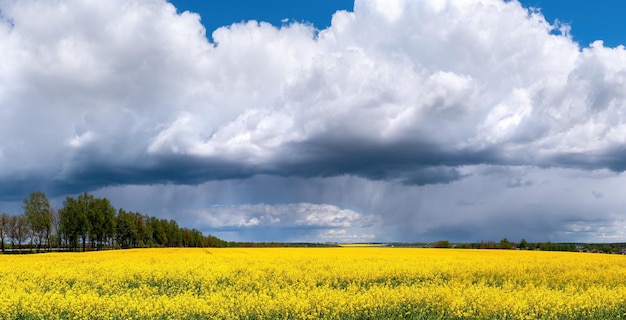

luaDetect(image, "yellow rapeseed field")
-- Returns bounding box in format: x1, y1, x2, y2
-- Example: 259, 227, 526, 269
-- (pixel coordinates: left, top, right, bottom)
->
1, 248, 626, 319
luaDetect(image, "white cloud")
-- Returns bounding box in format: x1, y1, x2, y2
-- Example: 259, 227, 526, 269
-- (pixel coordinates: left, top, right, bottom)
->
2, 0, 626, 190
67, 131, 95, 149
197, 203, 375, 230
318, 229, 376, 242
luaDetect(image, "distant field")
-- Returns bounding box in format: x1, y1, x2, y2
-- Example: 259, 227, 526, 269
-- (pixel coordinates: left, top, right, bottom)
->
1, 248, 626, 319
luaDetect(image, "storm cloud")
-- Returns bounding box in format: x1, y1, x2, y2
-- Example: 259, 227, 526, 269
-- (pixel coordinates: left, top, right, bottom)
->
1, 0, 626, 242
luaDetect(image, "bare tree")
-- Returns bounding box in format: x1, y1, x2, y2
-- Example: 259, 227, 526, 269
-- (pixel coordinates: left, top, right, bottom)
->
7, 215, 17, 248
10, 215, 30, 251
51, 207, 60, 250
0, 212, 8, 253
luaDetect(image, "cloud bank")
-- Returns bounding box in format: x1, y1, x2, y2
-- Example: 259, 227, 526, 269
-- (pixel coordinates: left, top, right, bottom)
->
195, 203, 376, 242
1, 0, 626, 242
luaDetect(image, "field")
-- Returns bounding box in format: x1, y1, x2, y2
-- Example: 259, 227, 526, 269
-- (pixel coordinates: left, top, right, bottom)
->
1, 248, 626, 319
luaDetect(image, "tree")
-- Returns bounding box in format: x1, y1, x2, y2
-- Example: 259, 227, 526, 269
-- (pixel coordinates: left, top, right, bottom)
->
88, 197, 115, 250
50, 207, 61, 249
499, 238, 512, 250
76, 192, 94, 251
519, 238, 529, 250
133, 213, 148, 247
185, 228, 204, 247
151, 217, 167, 246
7, 215, 17, 248
433, 240, 450, 248
116, 209, 138, 248
102, 201, 116, 248
205, 235, 227, 247
10, 215, 29, 251
59, 196, 90, 251
23, 191, 53, 251
167, 219, 182, 247
0, 212, 8, 253
139, 214, 153, 247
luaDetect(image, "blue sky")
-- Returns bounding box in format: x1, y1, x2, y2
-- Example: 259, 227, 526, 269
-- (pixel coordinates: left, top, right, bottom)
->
520, 1, 626, 48
2, 0, 626, 243
170, 0, 354, 40
169, 0, 626, 48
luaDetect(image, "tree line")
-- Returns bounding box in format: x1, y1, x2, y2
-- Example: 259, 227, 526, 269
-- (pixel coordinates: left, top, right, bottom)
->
431, 238, 625, 254
390, 238, 626, 254
0, 191, 213, 253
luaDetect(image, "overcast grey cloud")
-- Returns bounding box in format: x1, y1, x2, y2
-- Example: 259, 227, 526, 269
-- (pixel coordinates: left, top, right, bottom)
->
1, 0, 626, 242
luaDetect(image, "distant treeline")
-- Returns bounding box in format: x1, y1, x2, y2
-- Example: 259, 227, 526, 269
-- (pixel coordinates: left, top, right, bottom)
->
204, 238, 339, 248
0, 191, 338, 253
394, 238, 626, 254
0, 191, 217, 252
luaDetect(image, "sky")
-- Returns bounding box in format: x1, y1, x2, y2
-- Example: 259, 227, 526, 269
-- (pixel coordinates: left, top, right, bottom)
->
1, 0, 626, 243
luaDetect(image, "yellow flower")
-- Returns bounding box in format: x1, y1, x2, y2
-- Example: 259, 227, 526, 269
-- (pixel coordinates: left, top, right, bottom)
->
0, 248, 625, 318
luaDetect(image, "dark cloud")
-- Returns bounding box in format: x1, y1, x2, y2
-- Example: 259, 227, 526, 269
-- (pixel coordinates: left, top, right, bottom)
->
505, 178, 535, 188
273, 139, 492, 184
591, 190, 604, 199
